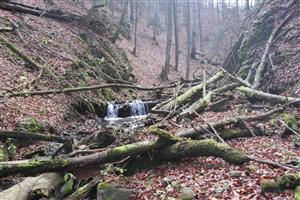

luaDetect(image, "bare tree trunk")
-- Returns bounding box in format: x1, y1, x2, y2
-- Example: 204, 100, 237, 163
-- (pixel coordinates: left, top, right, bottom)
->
160, 0, 172, 81
197, 0, 203, 51
191, 32, 197, 59
153, 0, 159, 41
245, 0, 250, 15
132, 0, 139, 56
185, 0, 191, 80
173, 0, 179, 71
130, 0, 134, 23
111, 0, 129, 43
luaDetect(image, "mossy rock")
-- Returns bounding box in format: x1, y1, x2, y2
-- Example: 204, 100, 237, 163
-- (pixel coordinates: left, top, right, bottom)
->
0, 147, 8, 162
261, 179, 280, 193
16, 118, 45, 133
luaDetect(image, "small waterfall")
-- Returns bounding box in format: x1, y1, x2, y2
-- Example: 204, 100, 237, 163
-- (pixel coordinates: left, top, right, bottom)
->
129, 100, 148, 116
105, 103, 119, 119
105, 100, 149, 120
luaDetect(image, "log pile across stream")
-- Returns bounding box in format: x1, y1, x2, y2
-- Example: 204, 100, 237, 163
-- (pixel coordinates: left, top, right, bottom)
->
0, 67, 299, 199
0, 0, 299, 199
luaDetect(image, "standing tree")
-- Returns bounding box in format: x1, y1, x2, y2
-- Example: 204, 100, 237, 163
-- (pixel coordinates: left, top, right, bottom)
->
160, 0, 172, 81
173, 0, 179, 71
111, 0, 129, 44
197, 0, 203, 51
185, 0, 191, 80
153, 0, 159, 41
130, 0, 134, 23
245, 0, 250, 15
132, 0, 139, 56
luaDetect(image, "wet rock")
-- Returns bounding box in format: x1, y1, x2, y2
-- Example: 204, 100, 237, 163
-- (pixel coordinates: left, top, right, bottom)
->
97, 182, 133, 200
180, 187, 195, 200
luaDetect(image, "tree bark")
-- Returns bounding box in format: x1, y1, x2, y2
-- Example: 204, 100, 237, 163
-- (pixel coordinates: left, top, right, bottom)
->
0, 1, 80, 21
173, 0, 179, 71
132, 0, 139, 56
0, 173, 63, 200
185, 0, 191, 80
178, 83, 240, 120
2, 83, 179, 98
0, 139, 249, 178
159, 71, 224, 112
177, 107, 284, 138
237, 86, 300, 106
160, 0, 172, 81
111, 0, 129, 43
0, 131, 69, 143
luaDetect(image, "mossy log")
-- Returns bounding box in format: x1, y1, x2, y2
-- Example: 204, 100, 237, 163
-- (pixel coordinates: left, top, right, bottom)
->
159, 71, 224, 112
237, 86, 300, 106
178, 83, 240, 120
0, 139, 249, 178
0, 35, 40, 70
177, 107, 284, 138
0, 173, 63, 200
261, 173, 300, 193
0, 131, 69, 143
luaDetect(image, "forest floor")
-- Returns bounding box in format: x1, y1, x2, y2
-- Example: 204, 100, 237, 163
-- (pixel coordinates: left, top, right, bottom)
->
0, 1, 299, 200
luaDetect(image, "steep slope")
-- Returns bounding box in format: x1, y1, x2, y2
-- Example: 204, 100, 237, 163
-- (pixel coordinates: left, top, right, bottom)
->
223, 0, 299, 95
0, 0, 133, 129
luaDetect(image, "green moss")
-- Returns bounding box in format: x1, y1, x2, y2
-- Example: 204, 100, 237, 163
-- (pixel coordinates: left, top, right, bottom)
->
97, 182, 113, 190
278, 173, 300, 189
101, 88, 116, 101
16, 118, 45, 133
295, 185, 300, 200
261, 179, 280, 193
280, 113, 298, 129
0, 147, 8, 162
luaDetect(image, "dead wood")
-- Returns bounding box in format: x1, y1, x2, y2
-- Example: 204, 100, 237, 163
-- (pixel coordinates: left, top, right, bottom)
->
237, 86, 300, 106
0, 1, 81, 22
0, 139, 249, 178
178, 83, 240, 120
0, 173, 63, 200
158, 71, 224, 112
177, 107, 284, 138
2, 83, 179, 98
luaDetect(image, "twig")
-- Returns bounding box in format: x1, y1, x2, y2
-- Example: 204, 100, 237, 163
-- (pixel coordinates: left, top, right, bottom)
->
278, 119, 300, 138
240, 120, 256, 137
248, 155, 296, 171
199, 115, 226, 144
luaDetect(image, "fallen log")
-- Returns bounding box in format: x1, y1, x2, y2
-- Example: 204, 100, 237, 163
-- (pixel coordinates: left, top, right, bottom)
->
237, 86, 300, 106
0, 34, 41, 70
0, 131, 69, 143
0, 139, 249, 178
0, 1, 81, 21
158, 71, 224, 111
0, 173, 63, 200
1, 83, 178, 98
177, 107, 284, 138
178, 83, 240, 120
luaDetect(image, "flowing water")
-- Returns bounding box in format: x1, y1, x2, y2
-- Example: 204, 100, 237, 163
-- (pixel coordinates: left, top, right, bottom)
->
104, 100, 150, 126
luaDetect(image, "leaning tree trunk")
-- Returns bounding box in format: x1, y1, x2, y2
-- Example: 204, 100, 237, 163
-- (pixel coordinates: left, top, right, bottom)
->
111, 0, 129, 43
160, 0, 173, 81
159, 71, 224, 112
